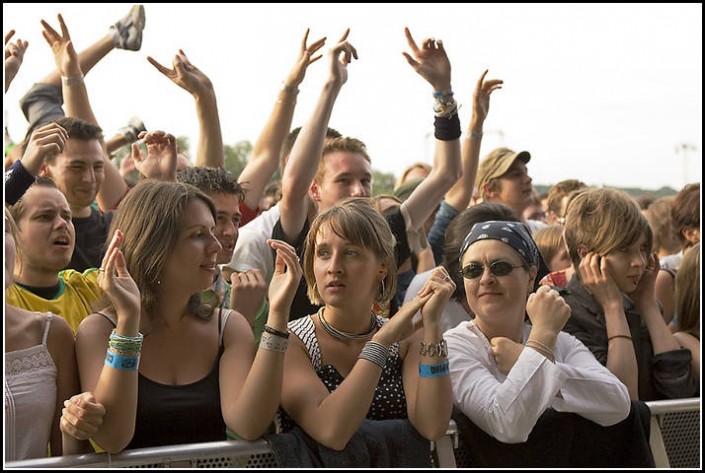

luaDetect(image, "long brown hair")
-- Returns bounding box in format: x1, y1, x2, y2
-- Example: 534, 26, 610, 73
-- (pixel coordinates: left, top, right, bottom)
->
109, 180, 217, 321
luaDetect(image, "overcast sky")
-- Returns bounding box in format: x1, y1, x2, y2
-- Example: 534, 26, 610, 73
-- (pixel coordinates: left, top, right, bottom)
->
4, 3, 702, 191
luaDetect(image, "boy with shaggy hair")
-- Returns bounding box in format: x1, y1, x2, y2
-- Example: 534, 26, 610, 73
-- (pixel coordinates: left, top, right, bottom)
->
560, 188, 696, 401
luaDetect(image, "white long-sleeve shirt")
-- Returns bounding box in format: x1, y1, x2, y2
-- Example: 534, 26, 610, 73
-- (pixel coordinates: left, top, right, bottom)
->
445, 321, 630, 444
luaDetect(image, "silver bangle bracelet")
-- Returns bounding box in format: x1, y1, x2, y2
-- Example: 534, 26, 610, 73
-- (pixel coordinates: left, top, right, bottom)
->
358, 340, 389, 370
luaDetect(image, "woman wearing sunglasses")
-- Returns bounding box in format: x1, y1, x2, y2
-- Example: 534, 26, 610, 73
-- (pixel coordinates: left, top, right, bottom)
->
445, 221, 630, 443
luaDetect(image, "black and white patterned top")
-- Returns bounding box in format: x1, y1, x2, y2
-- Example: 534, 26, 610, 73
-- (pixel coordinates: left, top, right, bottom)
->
279, 314, 408, 431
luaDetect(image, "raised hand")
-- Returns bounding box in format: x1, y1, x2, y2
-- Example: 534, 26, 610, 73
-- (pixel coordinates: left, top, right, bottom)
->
327, 29, 358, 87
59, 391, 106, 440
40, 14, 81, 78
284, 28, 327, 90
131, 130, 178, 181
472, 69, 503, 124
147, 49, 213, 97
98, 231, 140, 327
415, 266, 456, 324
5, 29, 29, 91
491, 337, 523, 374
402, 27, 451, 91
266, 239, 303, 318
526, 285, 571, 337
629, 251, 659, 309
21, 122, 68, 176
375, 291, 433, 346
230, 268, 268, 328
578, 252, 623, 311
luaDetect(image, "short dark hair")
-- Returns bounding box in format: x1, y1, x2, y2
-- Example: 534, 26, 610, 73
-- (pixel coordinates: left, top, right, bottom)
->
43, 117, 103, 164
177, 166, 245, 201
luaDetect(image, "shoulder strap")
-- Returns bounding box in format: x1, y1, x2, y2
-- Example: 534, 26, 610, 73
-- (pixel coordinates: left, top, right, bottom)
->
41, 313, 53, 345
96, 311, 117, 328
288, 314, 321, 369
218, 308, 232, 347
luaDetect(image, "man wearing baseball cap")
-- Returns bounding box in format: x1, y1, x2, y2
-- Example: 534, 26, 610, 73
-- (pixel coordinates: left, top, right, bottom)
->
474, 147, 546, 233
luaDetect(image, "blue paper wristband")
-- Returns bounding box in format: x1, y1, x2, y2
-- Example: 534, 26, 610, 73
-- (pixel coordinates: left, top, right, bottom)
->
105, 349, 139, 371
419, 360, 449, 377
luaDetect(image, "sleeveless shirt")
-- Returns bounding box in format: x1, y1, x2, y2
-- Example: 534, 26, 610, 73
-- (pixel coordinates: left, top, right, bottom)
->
5, 313, 56, 461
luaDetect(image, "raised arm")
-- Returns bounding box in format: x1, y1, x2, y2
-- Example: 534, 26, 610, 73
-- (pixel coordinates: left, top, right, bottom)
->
41, 13, 128, 210
147, 50, 223, 168
400, 28, 461, 230
445, 69, 503, 211
5, 29, 29, 92
64, 231, 142, 453
578, 252, 639, 399
4, 122, 67, 206
131, 130, 178, 182
220, 240, 301, 439
279, 29, 357, 244
237, 29, 326, 213
401, 267, 455, 440
281, 293, 431, 450
41, 14, 95, 125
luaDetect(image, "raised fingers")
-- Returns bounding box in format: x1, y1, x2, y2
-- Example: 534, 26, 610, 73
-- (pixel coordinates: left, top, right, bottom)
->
268, 239, 300, 274
5, 29, 15, 45
404, 27, 420, 55
57, 14, 70, 40
147, 55, 172, 76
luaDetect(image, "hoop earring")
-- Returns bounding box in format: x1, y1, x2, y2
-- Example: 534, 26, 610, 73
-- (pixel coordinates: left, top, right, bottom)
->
379, 278, 386, 300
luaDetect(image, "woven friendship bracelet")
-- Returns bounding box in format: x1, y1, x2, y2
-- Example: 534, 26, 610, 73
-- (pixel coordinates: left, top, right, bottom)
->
109, 330, 144, 356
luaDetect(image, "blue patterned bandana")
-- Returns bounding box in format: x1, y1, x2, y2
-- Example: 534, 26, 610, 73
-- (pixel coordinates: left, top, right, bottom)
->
459, 220, 550, 287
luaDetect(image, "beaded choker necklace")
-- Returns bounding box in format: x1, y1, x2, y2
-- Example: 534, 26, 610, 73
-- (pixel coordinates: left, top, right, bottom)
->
317, 307, 378, 341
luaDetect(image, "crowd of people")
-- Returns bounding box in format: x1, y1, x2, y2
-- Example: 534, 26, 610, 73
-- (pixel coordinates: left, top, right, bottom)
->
4, 5, 700, 467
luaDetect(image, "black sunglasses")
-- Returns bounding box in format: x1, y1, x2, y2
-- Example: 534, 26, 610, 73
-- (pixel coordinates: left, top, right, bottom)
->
459, 261, 525, 279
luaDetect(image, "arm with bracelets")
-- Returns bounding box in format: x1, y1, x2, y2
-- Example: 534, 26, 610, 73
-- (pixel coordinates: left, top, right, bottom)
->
61, 230, 142, 454
219, 239, 301, 440
400, 27, 461, 234
400, 267, 455, 441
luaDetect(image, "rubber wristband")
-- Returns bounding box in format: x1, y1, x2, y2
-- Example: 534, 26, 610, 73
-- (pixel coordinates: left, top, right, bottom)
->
105, 349, 139, 371
419, 360, 450, 377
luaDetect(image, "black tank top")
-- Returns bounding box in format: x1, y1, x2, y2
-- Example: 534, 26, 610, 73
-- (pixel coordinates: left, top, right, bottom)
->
100, 310, 229, 449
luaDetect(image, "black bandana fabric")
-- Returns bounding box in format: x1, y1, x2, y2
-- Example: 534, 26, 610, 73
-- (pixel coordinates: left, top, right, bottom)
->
459, 221, 550, 287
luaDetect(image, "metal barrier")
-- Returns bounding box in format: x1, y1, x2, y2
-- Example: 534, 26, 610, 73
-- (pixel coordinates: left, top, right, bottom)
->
5, 399, 700, 468
5, 439, 278, 468
646, 397, 701, 468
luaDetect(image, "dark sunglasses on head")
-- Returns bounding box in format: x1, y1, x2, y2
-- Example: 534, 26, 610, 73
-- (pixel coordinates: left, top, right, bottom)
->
459, 260, 525, 279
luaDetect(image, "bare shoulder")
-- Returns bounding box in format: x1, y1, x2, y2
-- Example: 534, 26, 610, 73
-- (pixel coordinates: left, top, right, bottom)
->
76, 311, 116, 341
45, 314, 76, 365
221, 309, 255, 346
47, 314, 75, 345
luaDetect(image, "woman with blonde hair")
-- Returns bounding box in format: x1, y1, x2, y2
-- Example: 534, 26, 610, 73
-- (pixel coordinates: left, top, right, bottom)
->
280, 197, 455, 454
